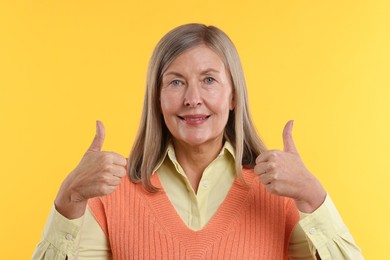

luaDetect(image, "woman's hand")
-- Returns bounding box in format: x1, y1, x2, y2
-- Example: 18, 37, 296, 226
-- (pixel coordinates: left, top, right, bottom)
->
254, 120, 326, 213
54, 121, 127, 219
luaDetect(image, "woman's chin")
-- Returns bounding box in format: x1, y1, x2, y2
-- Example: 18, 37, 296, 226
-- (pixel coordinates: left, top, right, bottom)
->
173, 134, 223, 148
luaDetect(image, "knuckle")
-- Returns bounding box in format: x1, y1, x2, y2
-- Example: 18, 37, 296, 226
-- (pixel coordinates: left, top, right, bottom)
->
283, 131, 290, 139
103, 174, 113, 184
259, 175, 266, 183
268, 162, 276, 171
254, 165, 261, 174
98, 185, 107, 195
110, 178, 119, 186
100, 154, 112, 165
97, 174, 110, 184
114, 178, 122, 185
273, 186, 281, 194
107, 186, 116, 194
269, 152, 278, 159
119, 168, 127, 177
102, 164, 113, 172
266, 184, 275, 194
255, 155, 263, 164
268, 184, 280, 195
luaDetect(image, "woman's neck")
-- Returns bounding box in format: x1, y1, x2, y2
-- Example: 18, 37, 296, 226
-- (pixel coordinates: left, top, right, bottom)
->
173, 138, 223, 193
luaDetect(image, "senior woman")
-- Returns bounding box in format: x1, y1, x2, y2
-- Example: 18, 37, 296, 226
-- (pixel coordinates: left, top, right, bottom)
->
33, 24, 363, 259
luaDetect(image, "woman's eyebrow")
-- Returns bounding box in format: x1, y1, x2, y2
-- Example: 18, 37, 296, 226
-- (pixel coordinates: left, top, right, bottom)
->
163, 71, 184, 78
163, 68, 220, 78
200, 68, 220, 75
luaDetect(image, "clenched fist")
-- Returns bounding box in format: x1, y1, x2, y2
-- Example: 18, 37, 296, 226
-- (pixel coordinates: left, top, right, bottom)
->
54, 121, 127, 219
254, 120, 326, 213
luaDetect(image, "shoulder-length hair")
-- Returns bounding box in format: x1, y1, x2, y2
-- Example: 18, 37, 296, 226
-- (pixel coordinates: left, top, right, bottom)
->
128, 23, 266, 191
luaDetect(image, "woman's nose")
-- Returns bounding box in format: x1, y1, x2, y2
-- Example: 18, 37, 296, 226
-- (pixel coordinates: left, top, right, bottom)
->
184, 84, 202, 107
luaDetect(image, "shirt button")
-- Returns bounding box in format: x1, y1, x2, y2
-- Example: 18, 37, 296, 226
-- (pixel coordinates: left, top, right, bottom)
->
65, 234, 73, 240
309, 227, 317, 235
202, 180, 209, 188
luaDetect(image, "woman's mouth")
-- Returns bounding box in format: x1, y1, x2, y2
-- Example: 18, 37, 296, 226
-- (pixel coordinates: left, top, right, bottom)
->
178, 114, 210, 124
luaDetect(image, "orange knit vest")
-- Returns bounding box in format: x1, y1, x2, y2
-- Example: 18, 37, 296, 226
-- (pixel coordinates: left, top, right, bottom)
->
88, 169, 299, 259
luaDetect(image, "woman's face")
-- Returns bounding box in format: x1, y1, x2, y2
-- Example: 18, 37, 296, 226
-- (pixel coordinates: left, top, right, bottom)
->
160, 44, 234, 148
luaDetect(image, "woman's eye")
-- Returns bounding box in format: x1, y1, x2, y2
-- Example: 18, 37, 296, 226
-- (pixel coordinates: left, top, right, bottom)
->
171, 80, 182, 86
205, 77, 216, 84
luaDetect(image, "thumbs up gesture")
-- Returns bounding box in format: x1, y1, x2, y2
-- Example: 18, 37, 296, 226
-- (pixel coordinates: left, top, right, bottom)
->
54, 121, 127, 219
254, 120, 326, 213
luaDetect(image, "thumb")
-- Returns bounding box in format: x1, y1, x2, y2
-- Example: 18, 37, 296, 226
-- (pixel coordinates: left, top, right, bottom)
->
283, 120, 297, 153
88, 120, 105, 152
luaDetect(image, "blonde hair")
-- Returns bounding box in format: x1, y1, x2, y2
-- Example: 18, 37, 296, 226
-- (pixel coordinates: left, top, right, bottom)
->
128, 23, 266, 191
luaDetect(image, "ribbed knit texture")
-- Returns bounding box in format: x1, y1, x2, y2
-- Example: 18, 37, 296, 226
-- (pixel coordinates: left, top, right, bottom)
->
88, 169, 300, 259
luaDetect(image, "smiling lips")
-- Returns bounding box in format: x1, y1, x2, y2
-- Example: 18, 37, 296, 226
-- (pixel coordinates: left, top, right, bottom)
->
178, 114, 210, 125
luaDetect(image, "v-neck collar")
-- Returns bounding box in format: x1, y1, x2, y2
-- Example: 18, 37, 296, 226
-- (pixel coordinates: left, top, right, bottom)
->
137, 169, 257, 248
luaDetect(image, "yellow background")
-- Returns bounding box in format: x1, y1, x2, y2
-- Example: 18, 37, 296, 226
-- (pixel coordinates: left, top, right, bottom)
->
1, 0, 389, 259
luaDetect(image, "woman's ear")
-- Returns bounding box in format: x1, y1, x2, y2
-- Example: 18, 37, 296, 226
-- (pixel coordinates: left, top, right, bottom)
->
229, 92, 235, 111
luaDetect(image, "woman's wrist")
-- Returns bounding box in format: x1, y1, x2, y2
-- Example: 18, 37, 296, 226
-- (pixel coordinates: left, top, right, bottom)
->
294, 178, 327, 213
54, 179, 88, 219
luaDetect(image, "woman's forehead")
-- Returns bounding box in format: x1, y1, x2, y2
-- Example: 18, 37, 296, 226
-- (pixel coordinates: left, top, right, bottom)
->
164, 45, 226, 75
